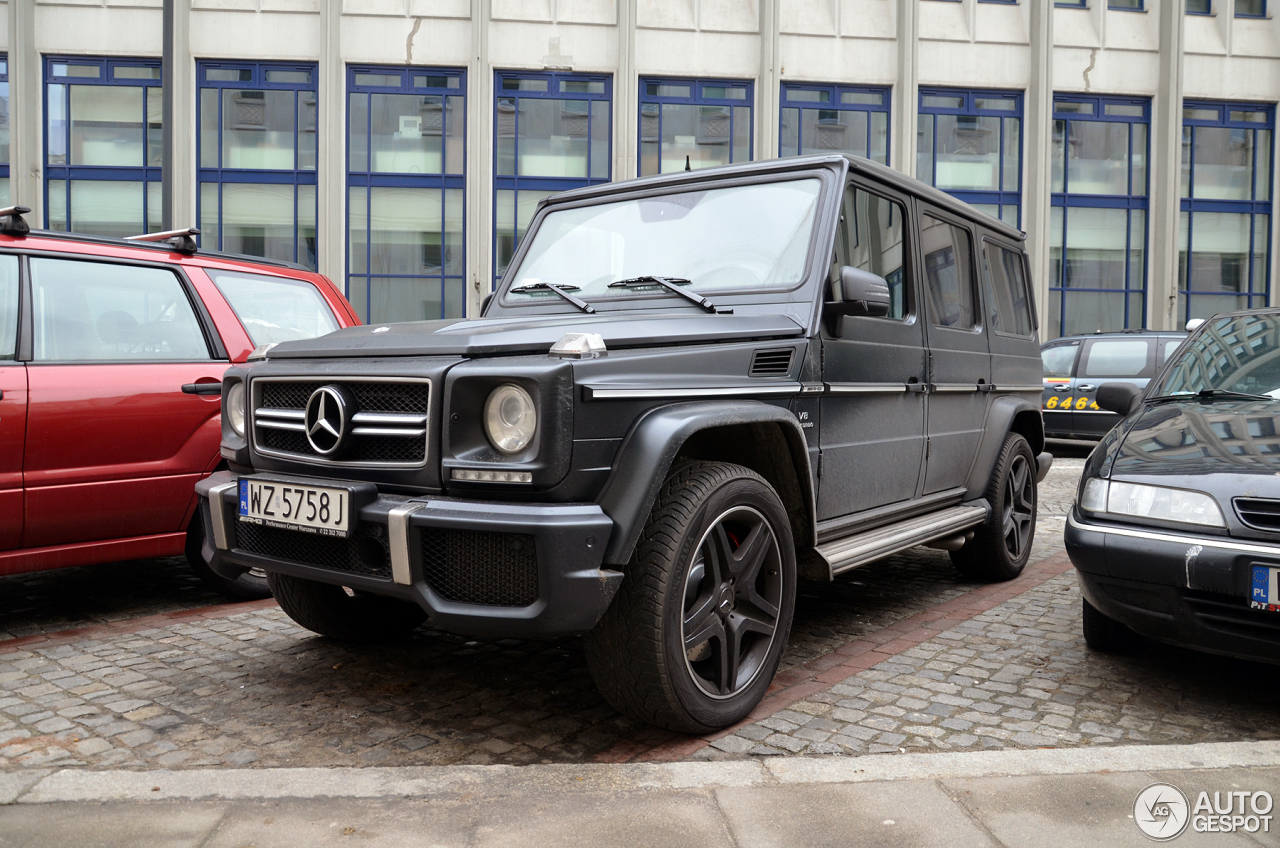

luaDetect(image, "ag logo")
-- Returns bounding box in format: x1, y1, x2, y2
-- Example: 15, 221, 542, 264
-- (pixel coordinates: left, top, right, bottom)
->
1135, 783, 1190, 841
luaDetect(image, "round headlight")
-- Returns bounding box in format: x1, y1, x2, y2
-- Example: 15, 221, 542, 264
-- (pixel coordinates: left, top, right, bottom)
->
484, 384, 537, 455
226, 381, 246, 438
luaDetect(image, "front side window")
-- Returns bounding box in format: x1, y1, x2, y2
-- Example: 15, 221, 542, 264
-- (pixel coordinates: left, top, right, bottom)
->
1178, 102, 1273, 326
506, 179, 821, 307
1042, 342, 1079, 378
0, 254, 17, 359
30, 258, 209, 362
780, 84, 889, 165
833, 185, 908, 319
197, 61, 317, 268
494, 71, 611, 288
921, 215, 977, 329
208, 269, 339, 346
348, 67, 466, 323
917, 88, 1022, 227
639, 77, 752, 177
45, 57, 163, 238
1048, 95, 1150, 339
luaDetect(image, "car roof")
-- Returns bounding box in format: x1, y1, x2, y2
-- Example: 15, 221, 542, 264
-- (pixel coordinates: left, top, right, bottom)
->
543, 154, 1027, 243
1046, 329, 1189, 344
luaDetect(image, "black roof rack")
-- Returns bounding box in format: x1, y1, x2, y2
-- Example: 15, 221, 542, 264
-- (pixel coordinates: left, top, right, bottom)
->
125, 227, 200, 255
0, 206, 31, 237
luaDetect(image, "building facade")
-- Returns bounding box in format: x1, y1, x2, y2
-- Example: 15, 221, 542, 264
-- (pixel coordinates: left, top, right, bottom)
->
1, 0, 1277, 337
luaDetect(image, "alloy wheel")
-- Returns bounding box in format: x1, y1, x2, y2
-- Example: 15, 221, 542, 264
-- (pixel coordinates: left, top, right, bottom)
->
1001, 454, 1035, 560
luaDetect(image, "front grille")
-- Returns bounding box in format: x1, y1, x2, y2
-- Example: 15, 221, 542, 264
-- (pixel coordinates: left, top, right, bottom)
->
234, 519, 392, 579
1234, 497, 1280, 532
252, 378, 430, 467
420, 529, 539, 607
749, 347, 794, 378
1184, 589, 1280, 642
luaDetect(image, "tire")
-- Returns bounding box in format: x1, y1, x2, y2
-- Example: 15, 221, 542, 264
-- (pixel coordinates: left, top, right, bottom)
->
584, 461, 797, 734
185, 508, 271, 600
268, 571, 428, 642
1081, 598, 1139, 653
950, 432, 1037, 582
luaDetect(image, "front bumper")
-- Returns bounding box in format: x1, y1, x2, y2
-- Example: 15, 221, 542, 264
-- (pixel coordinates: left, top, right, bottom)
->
195, 471, 621, 638
1066, 510, 1280, 665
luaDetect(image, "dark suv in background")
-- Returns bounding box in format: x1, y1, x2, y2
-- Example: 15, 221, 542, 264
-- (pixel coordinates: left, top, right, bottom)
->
1041, 330, 1188, 441
195, 154, 1050, 732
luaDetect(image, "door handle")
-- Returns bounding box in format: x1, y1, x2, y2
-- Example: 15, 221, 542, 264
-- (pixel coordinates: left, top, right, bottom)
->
1052, 385, 1072, 392
1076, 384, 1097, 392
905, 381, 927, 393
182, 382, 222, 396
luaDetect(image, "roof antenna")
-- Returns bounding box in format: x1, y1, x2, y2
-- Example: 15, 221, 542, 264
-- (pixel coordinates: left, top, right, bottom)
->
685, 155, 691, 171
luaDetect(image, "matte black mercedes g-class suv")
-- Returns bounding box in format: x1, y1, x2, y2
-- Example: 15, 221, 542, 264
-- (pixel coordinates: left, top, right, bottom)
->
197, 154, 1050, 733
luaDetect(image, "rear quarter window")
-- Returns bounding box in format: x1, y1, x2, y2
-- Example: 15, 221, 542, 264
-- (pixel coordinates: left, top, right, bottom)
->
981, 241, 1034, 336
209, 269, 339, 346
1081, 339, 1152, 378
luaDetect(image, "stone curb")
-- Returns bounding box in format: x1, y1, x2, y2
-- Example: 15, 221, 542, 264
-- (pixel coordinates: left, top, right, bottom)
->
5, 740, 1279, 805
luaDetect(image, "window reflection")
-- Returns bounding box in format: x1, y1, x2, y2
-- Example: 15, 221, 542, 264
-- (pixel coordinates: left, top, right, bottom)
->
639, 78, 752, 177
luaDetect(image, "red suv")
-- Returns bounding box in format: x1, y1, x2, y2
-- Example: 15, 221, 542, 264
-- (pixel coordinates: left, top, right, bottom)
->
0, 210, 359, 598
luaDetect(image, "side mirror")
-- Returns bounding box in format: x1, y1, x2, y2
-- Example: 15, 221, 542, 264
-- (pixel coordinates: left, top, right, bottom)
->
1096, 382, 1143, 416
825, 267, 891, 331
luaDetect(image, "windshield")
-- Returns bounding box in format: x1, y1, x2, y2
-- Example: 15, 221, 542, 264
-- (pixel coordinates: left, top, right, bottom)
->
210, 270, 340, 346
1153, 312, 1280, 398
505, 178, 823, 304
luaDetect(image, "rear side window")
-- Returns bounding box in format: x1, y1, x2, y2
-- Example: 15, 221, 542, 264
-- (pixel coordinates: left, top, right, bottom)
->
1081, 339, 1151, 378
0, 256, 17, 360
921, 215, 976, 329
981, 242, 1033, 336
209, 269, 339, 346
1042, 342, 1079, 378
30, 258, 211, 362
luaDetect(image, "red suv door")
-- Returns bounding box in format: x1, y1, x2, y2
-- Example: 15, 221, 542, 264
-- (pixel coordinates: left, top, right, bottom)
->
0, 254, 23, 551
21, 256, 227, 548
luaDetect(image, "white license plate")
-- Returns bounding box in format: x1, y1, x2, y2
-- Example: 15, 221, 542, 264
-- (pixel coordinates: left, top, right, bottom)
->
1251, 565, 1280, 612
238, 478, 353, 538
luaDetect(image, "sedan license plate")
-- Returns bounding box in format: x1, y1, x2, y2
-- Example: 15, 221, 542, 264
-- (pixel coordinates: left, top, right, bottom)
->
238, 478, 354, 538
1251, 565, 1280, 612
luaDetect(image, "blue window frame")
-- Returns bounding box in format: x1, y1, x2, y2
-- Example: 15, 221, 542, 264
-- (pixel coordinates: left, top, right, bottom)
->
44, 56, 163, 238
0, 56, 9, 206
1179, 101, 1273, 325
1237, 0, 1265, 16
347, 66, 466, 324
1047, 95, 1150, 338
638, 77, 752, 177
779, 83, 889, 164
494, 70, 611, 286
917, 87, 1022, 228
197, 61, 317, 268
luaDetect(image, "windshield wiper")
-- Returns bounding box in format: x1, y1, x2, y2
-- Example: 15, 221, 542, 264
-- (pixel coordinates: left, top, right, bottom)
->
1148, 388, 1272, 403
508, 281, 595, 314
607, 275, 731, 314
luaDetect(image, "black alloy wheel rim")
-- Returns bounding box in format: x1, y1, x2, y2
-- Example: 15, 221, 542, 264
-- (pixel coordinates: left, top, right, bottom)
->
1002, 454, 1035, 560
681, 506, 783, 700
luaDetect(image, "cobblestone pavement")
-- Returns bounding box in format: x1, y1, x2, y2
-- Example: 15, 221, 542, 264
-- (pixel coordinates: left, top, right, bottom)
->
4, 443, 1276, 773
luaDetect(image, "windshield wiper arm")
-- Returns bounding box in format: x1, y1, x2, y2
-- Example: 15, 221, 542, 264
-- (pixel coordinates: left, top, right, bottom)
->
509, 281, 595, 314
1148, 388, 1272, 403
607, 275, 730, 314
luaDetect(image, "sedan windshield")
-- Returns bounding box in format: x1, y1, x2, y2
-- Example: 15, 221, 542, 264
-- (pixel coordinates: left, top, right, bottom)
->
505, 178, 823, 304
1153, 311, 1280, 398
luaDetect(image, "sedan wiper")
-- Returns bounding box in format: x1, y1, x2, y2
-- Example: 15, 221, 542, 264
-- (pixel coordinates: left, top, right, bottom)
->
607, 275, 731, 314
509, 281, 595, 314
1148, 388, 1272, 403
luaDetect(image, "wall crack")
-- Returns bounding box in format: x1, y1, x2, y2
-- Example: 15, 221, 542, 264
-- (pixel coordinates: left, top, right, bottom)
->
406, 17, 424, 64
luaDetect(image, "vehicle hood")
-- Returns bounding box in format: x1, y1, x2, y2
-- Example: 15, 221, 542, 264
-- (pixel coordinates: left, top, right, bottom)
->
1111, 398, 1280, 481
266, 312, 807, 359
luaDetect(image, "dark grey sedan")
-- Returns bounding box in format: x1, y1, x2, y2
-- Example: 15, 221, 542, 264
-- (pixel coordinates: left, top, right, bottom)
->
1066, 309, 1280, 664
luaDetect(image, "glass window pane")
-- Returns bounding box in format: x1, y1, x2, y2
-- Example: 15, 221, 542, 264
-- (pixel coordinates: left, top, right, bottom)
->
934, 115, 1001, 191
445, 96, 465, 175
348, 185, 368, 276
842, 91, 883, 106
366, 186, 444, 275
780, 108, 799, 158
1106, 103, 1145, 118
1003, 116, 1020, 191
496, 97, 517, 175
1186, 0, 1211, 11
1232, 110, 1268, 123
199, 88, 220, 169
370, 277, 443, 323
1253, 214, 1269, 294
647, 83, 690, 98
208, 269, 338, 346
266, 70, 311, 85
355, 73, 400, 88
444, 188, 464, 277
47, 180, 68, 231
1063, 206, 1129, 291
1041, 343, 1079, 377
495, 189, 554, 278
1052, 120, 1065, 193
1178, 210, 1189, 293
733, 106, 751, 164
917, 114, 934, 185
220, 183, 299, 264
787, 89, 825, 103
0, 179, 9, 207
348, 93, 369, 172
221, 89, 295, 170
54, 64, 100, 79
1065, 119, 1129, 195
922, 95, 963, 110
297, 183, 316, 269
590, 100, 609, 180
703, 86, 746, 100
983, 242, 1033, 336
0, 255, 18, 359
976, 98, 1017, 112
0, 81, 9, 166
147, 181, 161, 233
369, 93, 444, 174
1064, 291, 1125, 335
71, 85, 144, 167
69, 180, 144, 239
47, 84, 67, 165
798, 108, 868, 158
1131, 122, 1148, 196
503, 78, 547, 92
1192, 125, 1255, 200
415, 74, 460, 89
206, 68, 252, 83
514, 98, 590, 177
114, 66, 159, 81
921, 215, 976, 328
836, 187, 907, 319
1187, 211, 1250, 294
1130, 208, 1146, 295
298, 90, 317, 171
1181, 125, 1192, 198
1237, 0, 1264, 15
1185, 107, 1219, 122
870, 112, 888, 164
30, 258, 209, 362
444, 279, 464, 319
200, 182, 219, 252
146, 87, 163, 168
661, 103, 729, 172
1258, 129, 1271, 201
1000, 205, 1020, 227
561, 79, 604, 94
640, 103, 659, 176
1056, 101, 1094, 115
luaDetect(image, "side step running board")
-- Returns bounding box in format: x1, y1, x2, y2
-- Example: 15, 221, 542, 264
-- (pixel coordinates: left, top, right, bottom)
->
813, 504, 989, 579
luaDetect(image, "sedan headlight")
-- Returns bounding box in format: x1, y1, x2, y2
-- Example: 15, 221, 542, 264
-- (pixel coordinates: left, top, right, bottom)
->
1078, 478, 1225, 527
484, 384, 537, 455
226, 381, 246, 438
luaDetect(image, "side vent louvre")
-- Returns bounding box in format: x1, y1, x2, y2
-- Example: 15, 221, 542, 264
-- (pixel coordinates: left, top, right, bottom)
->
749, 348, 795, 378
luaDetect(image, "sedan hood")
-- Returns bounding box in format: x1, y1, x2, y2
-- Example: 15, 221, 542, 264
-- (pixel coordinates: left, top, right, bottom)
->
1112, 398, 1280, 477
267, 312, 807, 359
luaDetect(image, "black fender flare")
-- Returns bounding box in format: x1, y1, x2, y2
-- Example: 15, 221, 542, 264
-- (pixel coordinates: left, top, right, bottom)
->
962, 395, 1046, 499
597, 400, 816, 566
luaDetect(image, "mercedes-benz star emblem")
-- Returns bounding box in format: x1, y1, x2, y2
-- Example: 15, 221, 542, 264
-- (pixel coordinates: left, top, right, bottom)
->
304, 386, 352, 456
